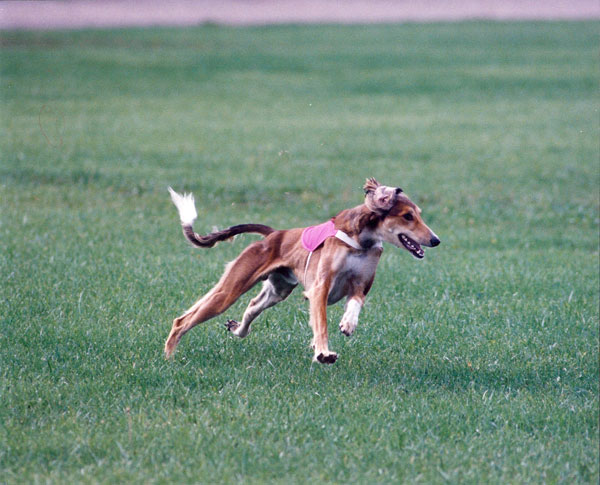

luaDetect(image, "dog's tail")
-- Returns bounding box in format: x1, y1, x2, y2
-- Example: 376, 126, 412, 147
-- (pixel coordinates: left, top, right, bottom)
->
168, 187, 275, 248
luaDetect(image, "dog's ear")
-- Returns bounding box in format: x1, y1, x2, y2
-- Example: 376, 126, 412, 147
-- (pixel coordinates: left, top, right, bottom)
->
363, 177, 380, 195
364, 178, 400, 213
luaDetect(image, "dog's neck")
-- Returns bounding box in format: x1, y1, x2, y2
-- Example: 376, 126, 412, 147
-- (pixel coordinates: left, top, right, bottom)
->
334, 204, 384, 250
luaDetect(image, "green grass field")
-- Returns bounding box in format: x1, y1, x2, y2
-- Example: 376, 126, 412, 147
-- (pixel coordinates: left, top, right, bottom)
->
1, 21, 598, 483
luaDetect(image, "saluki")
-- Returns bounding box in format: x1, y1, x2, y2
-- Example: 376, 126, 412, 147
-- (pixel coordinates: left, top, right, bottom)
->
164, 178, 440, 364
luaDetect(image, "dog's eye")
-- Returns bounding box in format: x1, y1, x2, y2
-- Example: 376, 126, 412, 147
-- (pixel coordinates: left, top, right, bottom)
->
403, 213, 414, 221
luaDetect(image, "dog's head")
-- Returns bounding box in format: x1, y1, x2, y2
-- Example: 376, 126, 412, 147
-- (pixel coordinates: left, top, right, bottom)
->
364, 178, 440, 259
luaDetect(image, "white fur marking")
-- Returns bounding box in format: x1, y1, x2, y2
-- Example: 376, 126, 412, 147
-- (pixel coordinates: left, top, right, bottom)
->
168, 187, 198, 226
340, 298, 362, 335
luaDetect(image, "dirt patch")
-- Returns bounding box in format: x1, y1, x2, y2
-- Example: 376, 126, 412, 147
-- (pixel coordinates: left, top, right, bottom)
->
1, 0, 598, 30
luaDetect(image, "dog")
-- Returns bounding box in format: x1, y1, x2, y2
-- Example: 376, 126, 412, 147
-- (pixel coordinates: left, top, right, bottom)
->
164, 178, 440, 364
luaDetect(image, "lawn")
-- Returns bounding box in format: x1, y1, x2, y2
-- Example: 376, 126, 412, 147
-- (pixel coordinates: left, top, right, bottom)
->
0, 21, 598, 483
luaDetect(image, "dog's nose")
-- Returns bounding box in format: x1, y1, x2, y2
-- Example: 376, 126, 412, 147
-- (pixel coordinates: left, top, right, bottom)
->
430, 236, 441, 247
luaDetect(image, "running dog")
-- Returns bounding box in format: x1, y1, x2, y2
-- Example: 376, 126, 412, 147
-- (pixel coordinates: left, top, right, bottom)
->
165, 178, 440, 364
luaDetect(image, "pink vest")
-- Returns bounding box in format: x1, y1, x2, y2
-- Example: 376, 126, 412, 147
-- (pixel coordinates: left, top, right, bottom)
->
301, 219, 337, 252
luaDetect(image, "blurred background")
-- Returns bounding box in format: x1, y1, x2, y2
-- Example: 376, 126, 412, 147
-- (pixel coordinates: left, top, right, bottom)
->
2, 0, 599, 29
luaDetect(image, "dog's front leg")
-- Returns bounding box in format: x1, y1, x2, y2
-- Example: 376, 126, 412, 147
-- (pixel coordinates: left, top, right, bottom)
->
308, 283, 337, 364
339, 296, 364, 337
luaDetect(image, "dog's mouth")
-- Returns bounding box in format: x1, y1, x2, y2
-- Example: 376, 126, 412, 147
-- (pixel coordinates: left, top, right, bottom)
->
399, 234, 424, 259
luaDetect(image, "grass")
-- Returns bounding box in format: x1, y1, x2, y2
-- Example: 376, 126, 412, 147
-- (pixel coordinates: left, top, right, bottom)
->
1, 21, 598, 483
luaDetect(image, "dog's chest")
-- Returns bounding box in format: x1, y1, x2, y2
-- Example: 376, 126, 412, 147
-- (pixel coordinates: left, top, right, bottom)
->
342, 252, 374, 275
327, 250, 381, 304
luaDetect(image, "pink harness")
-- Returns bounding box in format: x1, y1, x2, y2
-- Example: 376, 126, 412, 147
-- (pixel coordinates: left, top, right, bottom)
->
301, 219, 364, 284
301, 219, 338, 252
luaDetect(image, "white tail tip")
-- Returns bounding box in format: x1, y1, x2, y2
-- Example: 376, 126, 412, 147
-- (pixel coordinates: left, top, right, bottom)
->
168, 187, 198, 226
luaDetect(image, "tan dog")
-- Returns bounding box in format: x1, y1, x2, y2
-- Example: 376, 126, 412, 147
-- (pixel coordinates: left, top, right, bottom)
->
165, 178, 440, 364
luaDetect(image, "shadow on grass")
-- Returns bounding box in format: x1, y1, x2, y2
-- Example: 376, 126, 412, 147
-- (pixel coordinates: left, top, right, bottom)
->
149, 333, 594, 399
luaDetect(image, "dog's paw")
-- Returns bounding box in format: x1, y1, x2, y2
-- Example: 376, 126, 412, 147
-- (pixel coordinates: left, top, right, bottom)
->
314, 351, 338, 364
225, 320, 240, 333
164, 333, 180, 359
225, 320, 251, 338
339, 319, 357, 337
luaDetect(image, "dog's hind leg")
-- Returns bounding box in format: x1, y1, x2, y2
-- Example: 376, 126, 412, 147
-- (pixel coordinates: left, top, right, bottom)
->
226, 269, 297, 338
164, 241, 277, 358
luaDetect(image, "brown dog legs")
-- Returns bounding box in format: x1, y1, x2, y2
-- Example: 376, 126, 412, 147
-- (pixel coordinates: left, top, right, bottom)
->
164, 241, 277, 358
307, 281, 338, 364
